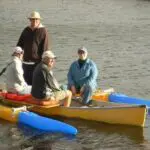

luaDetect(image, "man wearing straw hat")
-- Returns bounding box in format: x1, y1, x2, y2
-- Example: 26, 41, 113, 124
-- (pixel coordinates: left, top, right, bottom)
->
17, 11, 50, 85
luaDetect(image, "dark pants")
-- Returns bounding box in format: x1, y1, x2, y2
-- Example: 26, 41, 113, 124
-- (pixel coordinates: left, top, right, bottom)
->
23, 63, 38, 85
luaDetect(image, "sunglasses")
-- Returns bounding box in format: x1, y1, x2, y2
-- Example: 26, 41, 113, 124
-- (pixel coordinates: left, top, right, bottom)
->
78, 50, 85, 54
30, 18, 39, 21
49, 58, 56, 62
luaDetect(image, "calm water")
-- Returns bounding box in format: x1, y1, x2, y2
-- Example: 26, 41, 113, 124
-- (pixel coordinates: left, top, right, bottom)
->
0, 0, 150, 149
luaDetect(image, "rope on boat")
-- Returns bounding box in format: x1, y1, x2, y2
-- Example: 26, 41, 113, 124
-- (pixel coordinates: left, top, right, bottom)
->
12, 106, 27, 113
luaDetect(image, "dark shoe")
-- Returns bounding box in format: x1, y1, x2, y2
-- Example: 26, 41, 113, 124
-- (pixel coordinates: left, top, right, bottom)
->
72, 96, 82, 103
86, 100, 93, 107
86, 100, 98, 107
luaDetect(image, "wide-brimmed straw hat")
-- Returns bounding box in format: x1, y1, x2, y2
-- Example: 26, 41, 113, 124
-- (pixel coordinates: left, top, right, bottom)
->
28, 11, 42, 20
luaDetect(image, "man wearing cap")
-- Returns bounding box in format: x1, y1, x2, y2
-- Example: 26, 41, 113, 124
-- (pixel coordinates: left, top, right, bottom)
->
67, 46, 98, 105
31, 51, 72, 107
6, 46, 31, 94
17, 11, 50, 85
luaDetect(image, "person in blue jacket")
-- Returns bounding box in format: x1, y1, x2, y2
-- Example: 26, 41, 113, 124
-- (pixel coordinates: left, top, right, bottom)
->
67, 46, 98, 105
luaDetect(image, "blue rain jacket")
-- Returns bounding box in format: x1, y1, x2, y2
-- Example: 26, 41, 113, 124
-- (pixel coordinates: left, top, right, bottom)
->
67, 59, 98, 90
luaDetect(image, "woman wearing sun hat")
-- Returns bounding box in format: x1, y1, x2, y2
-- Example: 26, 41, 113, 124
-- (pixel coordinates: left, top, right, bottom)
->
17, 11, 51, 85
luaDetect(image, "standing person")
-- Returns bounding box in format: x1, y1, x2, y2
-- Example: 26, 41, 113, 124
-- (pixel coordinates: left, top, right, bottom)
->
17, 11, 49, 85
31, 51, 72, 107
67, 46, 98, 105
6, 46, 31, 94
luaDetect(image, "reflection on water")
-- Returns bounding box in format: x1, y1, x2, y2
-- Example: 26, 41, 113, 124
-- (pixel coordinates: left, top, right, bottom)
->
0, 117, 147, 150
53, 118, 148, 150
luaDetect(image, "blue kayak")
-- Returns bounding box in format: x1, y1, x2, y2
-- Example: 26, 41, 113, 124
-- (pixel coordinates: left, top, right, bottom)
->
109, 93, 150, 110
18, 111, 78, 135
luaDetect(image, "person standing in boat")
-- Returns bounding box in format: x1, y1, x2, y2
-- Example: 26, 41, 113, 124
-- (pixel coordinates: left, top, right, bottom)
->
67, 46, 98, 105
17, 11, 50, 85
6, 46, 31, 94
31, 51, 72, 107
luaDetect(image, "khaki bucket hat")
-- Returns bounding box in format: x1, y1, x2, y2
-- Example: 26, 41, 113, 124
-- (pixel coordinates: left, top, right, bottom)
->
28, 11, 42, 19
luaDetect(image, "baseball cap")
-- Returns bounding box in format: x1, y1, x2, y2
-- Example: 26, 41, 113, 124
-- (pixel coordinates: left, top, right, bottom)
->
42, 51, 57, 59
13, 46, 24, 54
78, 46, 88, 53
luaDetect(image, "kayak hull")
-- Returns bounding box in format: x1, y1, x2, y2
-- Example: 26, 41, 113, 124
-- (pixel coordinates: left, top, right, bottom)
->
1, 98, 147, 127
31, 104, 146, 127
0, 104, 18, 122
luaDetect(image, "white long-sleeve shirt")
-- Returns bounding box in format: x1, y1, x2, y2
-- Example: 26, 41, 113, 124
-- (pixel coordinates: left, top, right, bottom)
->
6, 56, 28, 93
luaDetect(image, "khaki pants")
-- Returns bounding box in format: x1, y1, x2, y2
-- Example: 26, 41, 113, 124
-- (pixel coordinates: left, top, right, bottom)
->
51, 90, 72, 107
53, 90, 68, 101
33, 90, 71, 107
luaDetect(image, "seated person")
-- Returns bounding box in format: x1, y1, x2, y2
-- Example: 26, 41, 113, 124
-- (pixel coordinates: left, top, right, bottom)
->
6, 46, 31, 94
67, 46, 98, 105
31, 51, 72, 107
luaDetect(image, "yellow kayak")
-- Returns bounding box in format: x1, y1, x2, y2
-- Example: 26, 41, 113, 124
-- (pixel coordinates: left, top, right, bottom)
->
0, 97, 147, 127
0, 86, 147, 127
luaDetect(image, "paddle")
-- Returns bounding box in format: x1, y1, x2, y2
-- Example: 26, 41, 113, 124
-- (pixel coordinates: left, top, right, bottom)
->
12, 106, 78, 135
0, 61, 13, 76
